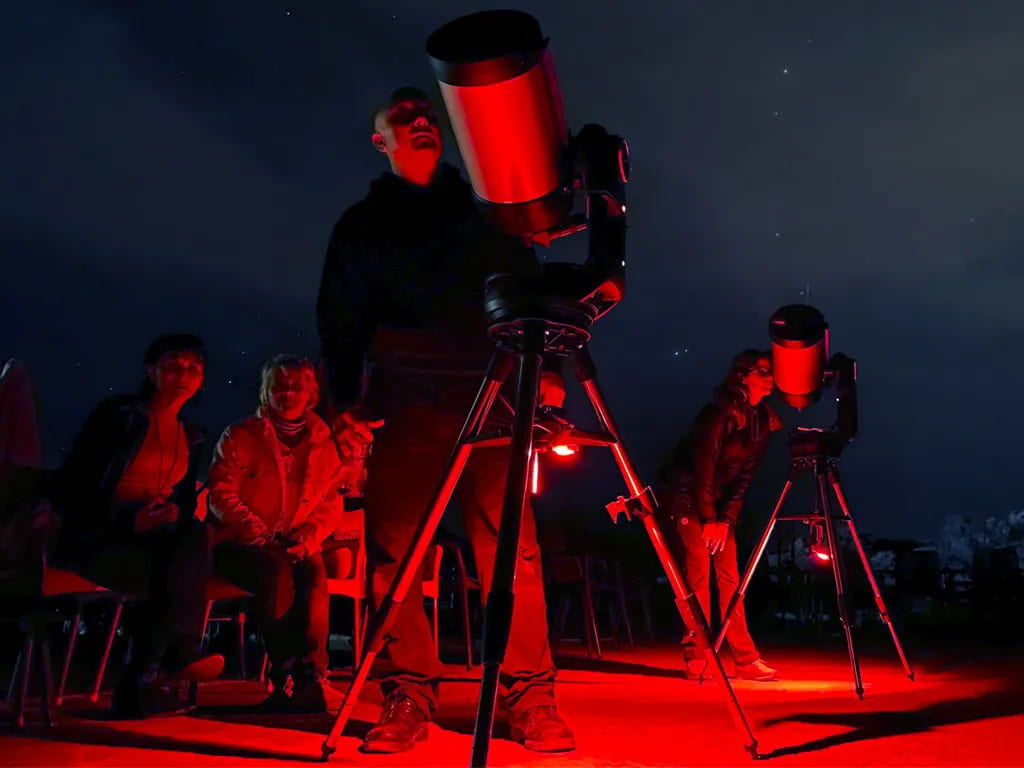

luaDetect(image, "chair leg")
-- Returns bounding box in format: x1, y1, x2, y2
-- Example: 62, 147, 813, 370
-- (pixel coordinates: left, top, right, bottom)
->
188, 600, 214, 708
8, 649, 23, 703
639, 590, 655, 644
14, 633, 34, 728
40, 634, 57, 727
57, 607, 82, 705
617, 586, 636, 649
459, 583, 472, 670
583, 580, 601, 659
557, 594, 571, 640
261, 654, 271, 691
432, 597, 439, 659
352, 599, 363, 667
236, 611, 247, 680
91, 600, 123, 702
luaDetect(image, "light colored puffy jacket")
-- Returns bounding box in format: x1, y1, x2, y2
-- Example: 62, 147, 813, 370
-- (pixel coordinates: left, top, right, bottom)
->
207, 408, 344, 548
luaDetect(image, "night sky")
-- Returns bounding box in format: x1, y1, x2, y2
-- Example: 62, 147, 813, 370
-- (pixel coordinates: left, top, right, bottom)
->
4, 0, 1024, 542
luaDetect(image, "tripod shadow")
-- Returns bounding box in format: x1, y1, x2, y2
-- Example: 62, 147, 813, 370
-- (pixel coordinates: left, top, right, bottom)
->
15, 716, 328, 762
433, 705, 512, 741
188, 704, 375, 740
760, 684, 1024, 759
554, 654, 688, 680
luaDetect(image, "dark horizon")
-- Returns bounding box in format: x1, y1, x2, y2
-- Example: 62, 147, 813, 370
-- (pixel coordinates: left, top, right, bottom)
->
4, 0, 1024, 542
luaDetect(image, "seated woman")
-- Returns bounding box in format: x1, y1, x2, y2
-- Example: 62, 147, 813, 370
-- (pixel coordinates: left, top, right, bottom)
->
207, 354, 344, 712
658, 349, 782, 681
53, 334, 223, 717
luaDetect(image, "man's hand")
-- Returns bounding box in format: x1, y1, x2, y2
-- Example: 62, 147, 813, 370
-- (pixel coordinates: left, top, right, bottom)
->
285, 524, 319, 561
702, 521, 729, 555
539, 371, 566, 409
331, 406, 385, 457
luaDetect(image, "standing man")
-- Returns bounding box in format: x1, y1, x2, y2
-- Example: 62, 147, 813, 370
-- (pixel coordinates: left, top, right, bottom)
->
317, 87, 575, 755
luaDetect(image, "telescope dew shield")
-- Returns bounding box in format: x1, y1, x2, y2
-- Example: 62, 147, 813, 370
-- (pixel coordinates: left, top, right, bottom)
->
427, 11, 573, 237
769, 304, 828, 409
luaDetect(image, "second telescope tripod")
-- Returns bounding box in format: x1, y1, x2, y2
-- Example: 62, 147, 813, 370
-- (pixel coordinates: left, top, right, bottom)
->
714, 429, 915, 697
320, 279, 759, 765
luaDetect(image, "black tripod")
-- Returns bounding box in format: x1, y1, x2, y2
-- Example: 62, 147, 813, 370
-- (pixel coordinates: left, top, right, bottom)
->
715, 429, 914, 698
320, 276, 759, 765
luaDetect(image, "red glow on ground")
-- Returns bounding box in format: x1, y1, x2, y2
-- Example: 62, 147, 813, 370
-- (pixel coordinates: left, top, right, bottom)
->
4, 643, 1023, 767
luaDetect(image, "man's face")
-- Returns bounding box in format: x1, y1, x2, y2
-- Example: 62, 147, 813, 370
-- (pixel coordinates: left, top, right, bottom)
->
373, 98, 442, 181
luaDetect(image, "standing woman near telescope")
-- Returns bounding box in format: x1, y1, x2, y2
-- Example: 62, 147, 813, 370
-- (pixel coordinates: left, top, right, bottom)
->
658, 349, 783, 681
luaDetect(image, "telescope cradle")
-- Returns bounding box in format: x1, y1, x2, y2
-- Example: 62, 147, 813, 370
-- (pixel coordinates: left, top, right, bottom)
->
713, 426, 915, 698
319, 264, 760, 765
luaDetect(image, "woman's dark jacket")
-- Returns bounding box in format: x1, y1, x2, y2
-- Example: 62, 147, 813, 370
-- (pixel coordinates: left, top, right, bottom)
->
52, 394, 205, 557
659, 388, 782, 526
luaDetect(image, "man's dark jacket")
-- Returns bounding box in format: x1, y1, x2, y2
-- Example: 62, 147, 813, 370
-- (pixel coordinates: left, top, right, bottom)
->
52, 394, 205, 560
316, 164, 546, 420
659, 388, 782, 526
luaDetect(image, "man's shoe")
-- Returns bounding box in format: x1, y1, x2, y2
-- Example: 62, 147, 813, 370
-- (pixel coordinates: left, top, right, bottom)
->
508, 705, 576, 753
359, 694, 430, 753
735, 658, 779, 681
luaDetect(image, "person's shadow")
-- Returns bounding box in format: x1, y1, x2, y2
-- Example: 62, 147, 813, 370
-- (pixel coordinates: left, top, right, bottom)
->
759, 684, 1024, 759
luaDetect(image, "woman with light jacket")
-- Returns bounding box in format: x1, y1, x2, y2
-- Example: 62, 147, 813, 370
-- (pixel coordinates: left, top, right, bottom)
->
208, 354, 345, 712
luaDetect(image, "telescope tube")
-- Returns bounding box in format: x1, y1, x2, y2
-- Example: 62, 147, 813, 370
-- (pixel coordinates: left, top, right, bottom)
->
427, 10, 573, 237
769, 304, 828, 409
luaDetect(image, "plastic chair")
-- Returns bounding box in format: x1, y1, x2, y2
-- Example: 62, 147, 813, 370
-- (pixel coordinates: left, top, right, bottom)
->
1, 522, 116, 727
422, 540, 479, 669
324, 508, 367, 668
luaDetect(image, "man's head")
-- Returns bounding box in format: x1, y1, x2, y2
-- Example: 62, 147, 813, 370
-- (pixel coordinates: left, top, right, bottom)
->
371, 86, 443, 186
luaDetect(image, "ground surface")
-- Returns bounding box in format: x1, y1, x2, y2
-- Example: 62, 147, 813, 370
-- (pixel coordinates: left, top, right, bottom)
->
3, 640, 1023, 767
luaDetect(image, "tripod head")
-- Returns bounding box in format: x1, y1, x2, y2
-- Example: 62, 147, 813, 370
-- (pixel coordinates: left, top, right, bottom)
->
427, 10, 629, 331
770, 304, 858, 460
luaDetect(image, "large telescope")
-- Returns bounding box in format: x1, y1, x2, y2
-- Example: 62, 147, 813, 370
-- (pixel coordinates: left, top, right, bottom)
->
427, 10, 630, 318
769, 304, 858, 449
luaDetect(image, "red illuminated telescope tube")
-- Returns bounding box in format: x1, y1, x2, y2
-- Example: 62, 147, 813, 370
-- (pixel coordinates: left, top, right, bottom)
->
426, 10, 573, 238
769, 304, 829, 409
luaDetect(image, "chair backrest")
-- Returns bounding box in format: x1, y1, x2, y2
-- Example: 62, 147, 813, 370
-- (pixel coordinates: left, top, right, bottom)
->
422, 543, 444, 600
194, 481, 209, 522
325, 508, 366, 598
545, 552, 586, 584
0, 359, 43, 469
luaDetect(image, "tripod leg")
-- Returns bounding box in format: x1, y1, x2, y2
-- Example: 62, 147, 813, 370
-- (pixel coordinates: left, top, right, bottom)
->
320, 353, 510, 761
575, 348, 758, 759
817, 470, 864, 698
829, 474, 914, 681
715, 470, 795, 653
471, 324, 545, 768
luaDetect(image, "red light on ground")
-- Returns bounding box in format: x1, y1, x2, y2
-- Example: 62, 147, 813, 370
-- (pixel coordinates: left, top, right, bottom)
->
551, 444, 577, 457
